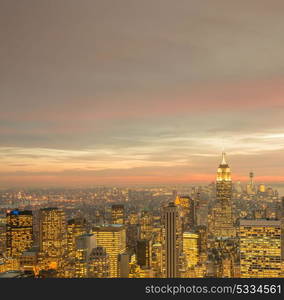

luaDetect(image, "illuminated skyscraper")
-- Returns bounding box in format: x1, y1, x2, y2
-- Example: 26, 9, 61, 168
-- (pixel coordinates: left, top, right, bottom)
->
140, 210, 153, 240
0, 215, 6, 254
183, 232, 199, 268
212, 152, 235, 238
111, 205, 125, 225
93, 225, 126, 278
67, 217, 87, 258
151, 242, 163, 277
39, 208, 67, 258
196, 225, 207, 263
74, 233, 96, 278
239, 219, 281, 278
6, 210, 33, 258
163, 202, 180, 278
175, 195, 195, 230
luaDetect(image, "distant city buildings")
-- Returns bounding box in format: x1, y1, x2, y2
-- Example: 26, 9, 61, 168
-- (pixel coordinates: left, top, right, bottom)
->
111, 204, 125, 225
0, 152, 283, 278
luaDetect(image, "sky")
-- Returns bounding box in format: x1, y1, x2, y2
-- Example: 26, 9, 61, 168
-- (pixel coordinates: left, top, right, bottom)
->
1, 0, 284, 187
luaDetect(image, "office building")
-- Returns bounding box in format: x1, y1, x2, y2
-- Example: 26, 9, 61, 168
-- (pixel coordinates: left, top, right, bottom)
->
6, 210, 33, 258
111, 205, 125, 225
93, 225, 126, 278
239, 219, 281, 278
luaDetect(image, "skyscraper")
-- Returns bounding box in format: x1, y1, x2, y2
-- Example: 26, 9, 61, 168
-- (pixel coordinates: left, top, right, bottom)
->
67, 217, 87, 258
74, 233, 96, 278
39, 208, 67, 258
212, 152, 235, 238
137, 239, 152, 268
163, 202, 180, 278
88, 247, 110, 278
0, 215, 7, 254
183, 232, 199, 268
239, 219, 282, 278
111, 205, 125, 225
175, 195, 195, 230
6, 210, 33, 258
93, 224, 126, 278
140, 210, 153, 240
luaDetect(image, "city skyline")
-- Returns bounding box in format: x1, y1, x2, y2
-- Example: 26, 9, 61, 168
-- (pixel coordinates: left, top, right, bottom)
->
0, 140, 283, 279
1, 0, 284, 187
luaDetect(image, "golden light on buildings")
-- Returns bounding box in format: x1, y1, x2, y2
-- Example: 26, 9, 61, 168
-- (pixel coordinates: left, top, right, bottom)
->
92, 225, 126, 278
39, 208, 67, 257
182, 232, 199, 268
6, 210, 33, 258
239, 219, 282, 278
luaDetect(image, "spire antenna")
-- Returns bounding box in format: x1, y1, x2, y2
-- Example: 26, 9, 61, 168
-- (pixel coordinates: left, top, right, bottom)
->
221, 151, 227, 165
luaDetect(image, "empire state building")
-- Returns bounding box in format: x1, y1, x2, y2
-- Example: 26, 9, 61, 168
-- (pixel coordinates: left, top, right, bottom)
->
212, 152, 235, 238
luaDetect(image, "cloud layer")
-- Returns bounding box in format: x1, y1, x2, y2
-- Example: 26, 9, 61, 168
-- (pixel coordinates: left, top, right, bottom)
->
0, 0, 284, 186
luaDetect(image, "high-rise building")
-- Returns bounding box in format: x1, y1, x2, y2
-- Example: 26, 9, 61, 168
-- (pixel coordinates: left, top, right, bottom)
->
212, 152, 235, 238
196, 225, 207, 263
111, 205, 125, 225
151, 242, 163, 277
67, 217, 87, 258
39, 208, 67, 258
75, 233, 96, 260
0, 215, 6, 254
93, 225, 126, 278
183, 232, 199, 268
140, 210, 153, 240
88, 247, 110, 278
137, 239, 152, 268
163, 202, 180, 278
118, 252, 129, 278
74, 233, 96, 278
6, 210, 33, 258
239, 219, 282, 278
175, 196, 195, 230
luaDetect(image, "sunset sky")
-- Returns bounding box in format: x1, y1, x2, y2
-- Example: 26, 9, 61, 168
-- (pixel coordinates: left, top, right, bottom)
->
1, 0, 284, 187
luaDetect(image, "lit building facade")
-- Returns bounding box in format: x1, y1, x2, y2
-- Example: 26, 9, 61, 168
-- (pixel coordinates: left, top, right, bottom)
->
93, 225, 126, 278
183, 232, 199, 268
39, 208, 67, 258
212, 152, 235, 238
6, 210, 33, 258
67, 217, 87, 258
88, 247, 110, 278
111, 205, 125, 225
239, 219, 282, 278
175, 196, 195, 230
140, 210, 153, 240
74, 233, 96, 278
